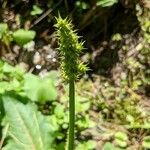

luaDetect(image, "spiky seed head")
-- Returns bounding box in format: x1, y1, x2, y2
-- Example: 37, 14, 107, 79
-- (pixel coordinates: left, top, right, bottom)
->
55, 15, 87, 81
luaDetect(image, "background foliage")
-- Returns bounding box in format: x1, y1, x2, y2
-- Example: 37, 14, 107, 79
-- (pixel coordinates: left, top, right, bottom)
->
0, 0, 149, 149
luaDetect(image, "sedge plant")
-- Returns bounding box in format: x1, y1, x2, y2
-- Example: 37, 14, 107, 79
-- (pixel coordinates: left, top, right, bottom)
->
55, 16, 87, 150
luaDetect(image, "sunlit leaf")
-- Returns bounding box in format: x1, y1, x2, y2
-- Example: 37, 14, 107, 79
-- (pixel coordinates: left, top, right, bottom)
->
31, 5, 43, 16
24, 74, 57, 103
97, 0, 118, 7
13, 29, 36, 46
103, 142, 115, 150
2, 96, 54, 150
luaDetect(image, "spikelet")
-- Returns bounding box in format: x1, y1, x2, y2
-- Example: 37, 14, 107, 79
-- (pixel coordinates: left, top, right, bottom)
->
55, 15, 87, 81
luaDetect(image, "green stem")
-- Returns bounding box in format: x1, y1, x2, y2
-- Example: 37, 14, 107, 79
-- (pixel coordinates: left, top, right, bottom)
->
68, 79, 75, 150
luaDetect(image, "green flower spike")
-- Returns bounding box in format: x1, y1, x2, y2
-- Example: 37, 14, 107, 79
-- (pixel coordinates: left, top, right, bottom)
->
55, 15, 87, 150
55, 16, 87, 81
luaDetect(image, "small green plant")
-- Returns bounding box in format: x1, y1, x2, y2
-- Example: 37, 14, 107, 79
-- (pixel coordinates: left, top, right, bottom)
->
55, 16, 87, 150
0, 61, 58, 149
103, 142, 115, 150
31, 5, 43, 16
13, 29, 36, 46
114, 132, 128, 148
0, 22, 36, 47
0, 60, 94, 149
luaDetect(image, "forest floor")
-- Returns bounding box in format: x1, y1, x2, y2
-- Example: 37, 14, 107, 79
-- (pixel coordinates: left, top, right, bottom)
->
0, 1, 150, 149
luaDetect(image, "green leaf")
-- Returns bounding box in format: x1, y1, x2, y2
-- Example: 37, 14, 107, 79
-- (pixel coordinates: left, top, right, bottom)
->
2, 96, 54, 150
24, 73, 57, 103
13, 29, 36, 46
75, 140, 96, 150
115, 139, 127, 148
56, 142, 65, 150
54, 104, 65, 119
115, 132, 128, 141
103, 142, 115, 150
2, 63, 15, 73
96, 0, 118, 7
31, 5, 43, 16
76, 96, 90, 113
143, 136, 150, 148
114, 132, 128, 148
0, 23, 8, 39
76, 115, 95, 129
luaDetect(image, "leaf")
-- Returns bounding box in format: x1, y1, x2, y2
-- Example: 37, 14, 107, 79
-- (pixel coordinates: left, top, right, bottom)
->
142, 136, 150, 148
75, 140, 96, 150
103, 142, 115, 150
114, 132, 128, 148
31, 5, 43, 16
24, 73, 57, 103
13, 29, 36, 46
76, 96, 90, 113
2, 63, 15, 73
56, 142, 65, 150
54, 104, 65, 119
115, 132, 128, 141
115, 139, 127, 148
2, 96, 54, 150
96, 0, 118, 7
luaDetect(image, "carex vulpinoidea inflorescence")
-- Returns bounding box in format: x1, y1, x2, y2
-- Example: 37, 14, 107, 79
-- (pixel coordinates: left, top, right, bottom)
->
55, 16, 87, 81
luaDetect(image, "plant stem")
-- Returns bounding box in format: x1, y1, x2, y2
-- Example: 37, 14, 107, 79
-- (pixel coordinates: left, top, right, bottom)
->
68, 79, 75, 150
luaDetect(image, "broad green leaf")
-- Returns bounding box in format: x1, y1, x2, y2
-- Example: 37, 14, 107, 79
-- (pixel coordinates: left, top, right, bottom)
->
2, 96, 54, 150
13, 29, 36, 46
31, 5, 43, 16
0, 23, 8, 39
24, 73, 57, 103
47, 70, 59, 82
103, 142, 115, 150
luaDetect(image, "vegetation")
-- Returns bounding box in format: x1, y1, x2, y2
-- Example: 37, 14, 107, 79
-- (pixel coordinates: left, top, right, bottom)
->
55, 16, 87, 149
0, 0, 149, 150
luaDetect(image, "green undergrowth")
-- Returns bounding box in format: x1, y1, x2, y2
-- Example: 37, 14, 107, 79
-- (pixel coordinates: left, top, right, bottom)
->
75, 6, 150, 148
77, 75, 150, 149
0, 1, 149, 150
0, 60, 96, 150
